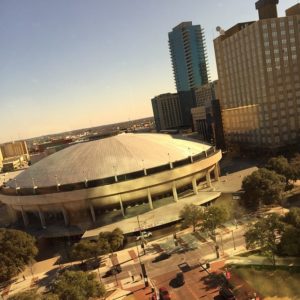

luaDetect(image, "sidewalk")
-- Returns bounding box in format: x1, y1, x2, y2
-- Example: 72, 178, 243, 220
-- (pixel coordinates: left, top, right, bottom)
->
82, 191, 221, 238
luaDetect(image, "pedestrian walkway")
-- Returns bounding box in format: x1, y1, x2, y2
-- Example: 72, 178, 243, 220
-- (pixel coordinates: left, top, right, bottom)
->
82, 191, 221, 238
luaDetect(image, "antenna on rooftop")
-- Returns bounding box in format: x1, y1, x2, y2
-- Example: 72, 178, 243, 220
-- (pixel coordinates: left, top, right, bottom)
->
216, 26, 225, 35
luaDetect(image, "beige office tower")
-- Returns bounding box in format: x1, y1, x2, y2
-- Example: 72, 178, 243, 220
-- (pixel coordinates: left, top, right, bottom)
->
214, 0, 300, 151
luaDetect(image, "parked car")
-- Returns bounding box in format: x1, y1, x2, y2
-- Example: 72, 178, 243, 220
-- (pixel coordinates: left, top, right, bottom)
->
104, 264, 122, 277
175, 272, 185, 286
152, 252, 171, 263
159, 287, 171, 300
219, 287, 236, 300
80, 259, 100, 271
136, 231, 152, 240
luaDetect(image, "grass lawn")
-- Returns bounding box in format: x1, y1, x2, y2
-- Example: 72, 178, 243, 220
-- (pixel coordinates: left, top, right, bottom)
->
231, 265, 300, 299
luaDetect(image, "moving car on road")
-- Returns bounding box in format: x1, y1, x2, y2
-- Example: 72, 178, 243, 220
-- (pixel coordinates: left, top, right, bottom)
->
219, 286, 236, 300
175, 272, 185, 286
159, 287, 171, 300
152, 252, 171, 263
104, 264, 122, 277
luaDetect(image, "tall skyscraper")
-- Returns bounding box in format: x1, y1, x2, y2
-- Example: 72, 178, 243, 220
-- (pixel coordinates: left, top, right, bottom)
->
214, 0, 300, 151
169, 22, 209, 92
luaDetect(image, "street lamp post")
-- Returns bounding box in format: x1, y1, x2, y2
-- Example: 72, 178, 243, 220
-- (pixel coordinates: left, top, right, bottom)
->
209, 213, 221, 259
231, 230, 236, 250
137, 215, 146, 255
220, 233, 224, 255
135, 240, 149, 288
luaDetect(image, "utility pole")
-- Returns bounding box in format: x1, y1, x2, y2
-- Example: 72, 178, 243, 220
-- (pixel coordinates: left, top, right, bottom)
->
231, 230, 236, 250
137, 215, 145, 255
135, 240, 149, 287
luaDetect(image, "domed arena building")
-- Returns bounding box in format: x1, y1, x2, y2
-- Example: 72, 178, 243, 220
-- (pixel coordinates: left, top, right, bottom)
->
0, 133, 222, 233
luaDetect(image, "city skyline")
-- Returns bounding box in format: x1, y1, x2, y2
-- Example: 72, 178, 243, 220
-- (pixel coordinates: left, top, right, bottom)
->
0, 0, 296, 143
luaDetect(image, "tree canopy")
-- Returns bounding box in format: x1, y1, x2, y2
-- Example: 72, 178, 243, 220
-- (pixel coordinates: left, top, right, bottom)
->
277, 208, 300, 256
278, 225, 300, 257
290, 153, 300, 180
0, 229, 38, 282
266, 156, 294, 185
245, 213, 284, 265
241, 168, 285, 211
8, 289, 58, 300
71, 240, 102, 262
200, 206, 228, 239
281, 207, 300, 228
98, 228, 124, 252
179, 204, 203, 232
71, 228, 124, 262
51, 270, 105, 300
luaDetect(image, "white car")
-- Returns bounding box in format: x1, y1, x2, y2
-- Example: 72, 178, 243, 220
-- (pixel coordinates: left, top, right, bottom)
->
136, 231, 152, 240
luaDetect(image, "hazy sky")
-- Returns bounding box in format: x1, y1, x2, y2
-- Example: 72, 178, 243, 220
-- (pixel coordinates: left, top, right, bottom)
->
0, 0, 296, 142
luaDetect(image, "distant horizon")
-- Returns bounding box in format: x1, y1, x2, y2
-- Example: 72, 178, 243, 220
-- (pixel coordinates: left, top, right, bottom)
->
0, 0, 296, 143
3, 115, 154, 144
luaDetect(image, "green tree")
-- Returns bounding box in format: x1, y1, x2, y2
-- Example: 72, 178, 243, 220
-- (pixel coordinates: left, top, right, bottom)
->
290, 153, 300, 180
245, 213, 284, 265
71, 240, 101, 263
98, 228, 124, 252
52, 270, 106, 300
282, 207, 300, 228
200, 206, 228, 239
71, 228, 124, 262
241, 168, 285, 211
179, 204, 203, 232
0, 229, 38, 282
278, 225, 300, 256
266, 156, 294, 187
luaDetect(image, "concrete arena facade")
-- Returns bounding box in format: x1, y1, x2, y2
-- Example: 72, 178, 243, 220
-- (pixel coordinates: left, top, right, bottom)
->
0, 134, 222, 228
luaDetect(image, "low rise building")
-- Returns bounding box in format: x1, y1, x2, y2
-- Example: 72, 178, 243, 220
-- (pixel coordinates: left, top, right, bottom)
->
0, 141, 29, 171
151, 91, 195, 132
191, 81, 225, 149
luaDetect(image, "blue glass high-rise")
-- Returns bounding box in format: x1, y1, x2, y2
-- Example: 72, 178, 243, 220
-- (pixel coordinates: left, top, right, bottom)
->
168, 22, 209, 92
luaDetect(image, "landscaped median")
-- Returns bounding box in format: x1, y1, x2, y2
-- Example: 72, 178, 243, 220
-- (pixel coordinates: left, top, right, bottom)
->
223, 252, 300, 299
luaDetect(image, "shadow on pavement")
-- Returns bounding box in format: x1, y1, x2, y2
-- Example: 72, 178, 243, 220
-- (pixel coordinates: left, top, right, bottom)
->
169, 278, 183, 289
200, 272, 225, 291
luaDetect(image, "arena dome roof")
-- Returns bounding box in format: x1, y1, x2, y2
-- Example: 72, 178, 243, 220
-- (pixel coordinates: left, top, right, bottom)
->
8, 133, 211, 188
